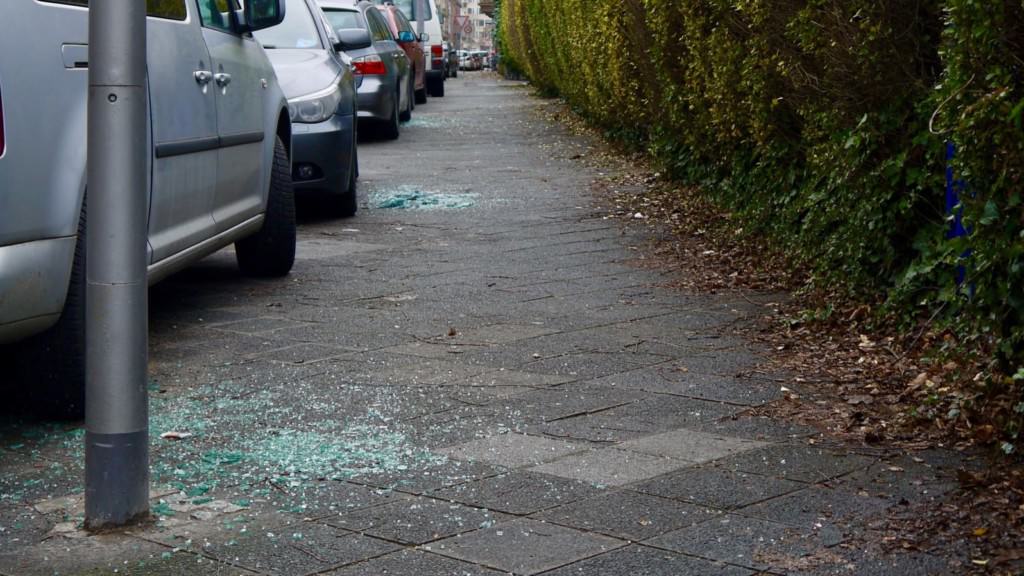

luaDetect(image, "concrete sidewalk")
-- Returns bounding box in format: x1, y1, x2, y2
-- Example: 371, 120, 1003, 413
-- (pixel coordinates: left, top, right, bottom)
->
0, 73, 960, 575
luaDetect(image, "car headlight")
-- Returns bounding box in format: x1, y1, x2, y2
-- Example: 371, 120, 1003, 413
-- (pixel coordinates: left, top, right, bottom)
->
288, 84, 342, 124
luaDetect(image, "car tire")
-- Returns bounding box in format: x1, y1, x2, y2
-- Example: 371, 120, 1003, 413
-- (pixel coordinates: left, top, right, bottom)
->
21, 200, 88, 419
236, 136, 296, 277
399, 82, 412, 122
335, 128, 358, 218
452, 68, 457, 78
380, 89, 401, 140
415, 87, 427, 104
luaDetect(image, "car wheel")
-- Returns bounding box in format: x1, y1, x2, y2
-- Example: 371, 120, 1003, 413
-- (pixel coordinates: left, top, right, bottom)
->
21, 200, 87, 419
399, 82, 412, 122
415, 87, 427, 105
335, 128, 358, 218
380, 89, 401, 140
236, 135, 296, 277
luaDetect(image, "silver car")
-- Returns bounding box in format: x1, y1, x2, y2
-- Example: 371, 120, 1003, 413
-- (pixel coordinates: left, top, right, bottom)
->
319, 0, 412, 140
0, 0, 294, 417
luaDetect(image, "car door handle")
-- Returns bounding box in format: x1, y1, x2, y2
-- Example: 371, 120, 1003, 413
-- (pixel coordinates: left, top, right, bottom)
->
194, 70, 213, 85
214, 73, 232, 87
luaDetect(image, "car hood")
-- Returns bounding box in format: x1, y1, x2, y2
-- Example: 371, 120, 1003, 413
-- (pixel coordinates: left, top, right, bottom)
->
264, 49, 343, 99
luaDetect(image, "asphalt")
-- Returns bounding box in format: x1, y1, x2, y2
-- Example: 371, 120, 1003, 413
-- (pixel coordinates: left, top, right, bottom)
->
0, 72, 964, 575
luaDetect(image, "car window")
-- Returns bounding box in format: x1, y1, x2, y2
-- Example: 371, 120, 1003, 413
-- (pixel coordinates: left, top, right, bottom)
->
323, 9, 365, 31
196, 0, 239, 32
366, 8, 392, 42
373, 0, 430, 22
40, 0, 187, 20
394, 10, 414, 35
252, 0, 323, 49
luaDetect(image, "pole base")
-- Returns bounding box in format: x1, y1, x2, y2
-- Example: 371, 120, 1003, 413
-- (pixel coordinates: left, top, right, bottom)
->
85, 430, 149, 530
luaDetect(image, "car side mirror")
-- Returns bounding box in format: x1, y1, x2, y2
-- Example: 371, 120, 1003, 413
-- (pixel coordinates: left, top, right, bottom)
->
334, 28, 373, 51
398, 30, 416, 43
419, 32, 430, 43
242, 0, 286, 32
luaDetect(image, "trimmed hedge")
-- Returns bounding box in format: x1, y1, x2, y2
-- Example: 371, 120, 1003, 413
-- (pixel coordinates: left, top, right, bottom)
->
501, 1, 1023, 398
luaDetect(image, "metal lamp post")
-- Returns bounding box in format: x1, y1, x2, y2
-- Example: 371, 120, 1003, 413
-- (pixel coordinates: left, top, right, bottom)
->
84, 0, 150, 529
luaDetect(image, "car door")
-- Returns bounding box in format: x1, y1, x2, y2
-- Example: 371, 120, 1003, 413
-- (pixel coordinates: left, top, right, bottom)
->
196, 0, 270, 233
367, 7, 407, 111
148, 1, 219, 262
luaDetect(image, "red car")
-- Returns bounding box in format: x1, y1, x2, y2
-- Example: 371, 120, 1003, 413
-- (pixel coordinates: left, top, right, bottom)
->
377, 4, 427, 104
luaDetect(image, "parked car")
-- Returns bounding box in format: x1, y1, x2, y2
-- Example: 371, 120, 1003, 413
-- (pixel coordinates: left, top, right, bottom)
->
255, 0, 360, 216
378, 3, 427, 105
0, 0, 294, 417
371, 0, 445, 97
319, 0, 412, 139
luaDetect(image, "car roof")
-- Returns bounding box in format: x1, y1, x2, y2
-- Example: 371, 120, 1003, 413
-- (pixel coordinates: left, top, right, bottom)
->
317, 0, 360, 9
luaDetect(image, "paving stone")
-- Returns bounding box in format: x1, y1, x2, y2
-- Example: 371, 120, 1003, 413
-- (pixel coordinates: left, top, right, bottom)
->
211, 317, 309, 335
0, 533, 230, 576
520, 352, 667, 380
435, 471, 603, 515
530, 448, 688, 487
647, 515, 829, 572
275, 481, 411, 519
619, 428, 767, 463
715, 445, 877, 483
632, 466, 806, 510
324, 497, 505, 545
589, 368, 782, 406
491, 385, 648, 423
326, 549, 507, 575
831, 458, 957, 506
533, 490, 718, 541
455, 369, 576, 389
737, 486, 892, 529
349, 458, 507, 495
539, 545, 754, 576
424, 518, 624, 575
451, 323, 562, 344
437, 433, 586, 468
690, 415, 821, 442
203, 521, 398, 575
258, 343, 355, 364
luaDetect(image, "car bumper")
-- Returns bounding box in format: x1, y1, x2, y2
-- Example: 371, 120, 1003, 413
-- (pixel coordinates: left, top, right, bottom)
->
291, 113, 356, 196
356, 77, 393, 122
0, 236, 76, 345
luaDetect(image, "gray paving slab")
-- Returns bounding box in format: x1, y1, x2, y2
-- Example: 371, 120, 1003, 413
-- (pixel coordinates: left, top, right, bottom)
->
424, 518, 624, 575
326, 549, 507, 575
646, 514, 833, 572
539, 545, 754, 576
532, 490, 718, 541
530, 448, 689, 487
202, 521, 398, 575
736, 485, 892, 529
324, 497, 506, 545
632, 466, 806, 510
713, 444, 877, 483
349, 458, 508, 495
619, 428, 767, 463
437, 433, 587, 468
435, 470, 604, 515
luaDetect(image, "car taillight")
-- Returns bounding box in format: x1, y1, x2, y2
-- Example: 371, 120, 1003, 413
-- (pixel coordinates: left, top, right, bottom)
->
431, 45, 443, 58
352, 55, 387, 75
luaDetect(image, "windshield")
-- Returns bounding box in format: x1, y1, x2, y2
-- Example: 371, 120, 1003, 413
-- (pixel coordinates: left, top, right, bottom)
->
373, 0, 430, 22
253, 0, 322, 49
323, 8, 365, 30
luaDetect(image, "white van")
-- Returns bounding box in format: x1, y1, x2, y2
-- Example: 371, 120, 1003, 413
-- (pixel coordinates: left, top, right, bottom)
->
373, 0, 446, 97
